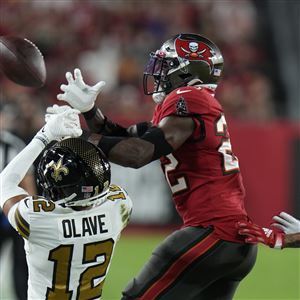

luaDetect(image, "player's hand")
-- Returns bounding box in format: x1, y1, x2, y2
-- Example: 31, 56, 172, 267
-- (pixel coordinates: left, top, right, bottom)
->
35, 108, 82, 145
45, 104, 71, 122
271, 212, 300, 234
57, 68, 106, 113
237, 221, 285, 249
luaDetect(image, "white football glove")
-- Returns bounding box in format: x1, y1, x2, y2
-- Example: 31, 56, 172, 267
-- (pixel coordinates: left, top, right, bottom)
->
35, 108, 82, 145
272, 212, 300, 234
57, 68, 106, 112
45, 104, 71, 122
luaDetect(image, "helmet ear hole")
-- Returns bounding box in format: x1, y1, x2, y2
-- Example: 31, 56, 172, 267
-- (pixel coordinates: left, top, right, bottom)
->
168, 59, 179, 68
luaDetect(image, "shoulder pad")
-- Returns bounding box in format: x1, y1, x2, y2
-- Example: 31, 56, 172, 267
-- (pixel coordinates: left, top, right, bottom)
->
107, 184, 128, 202
162, 86, 210, 117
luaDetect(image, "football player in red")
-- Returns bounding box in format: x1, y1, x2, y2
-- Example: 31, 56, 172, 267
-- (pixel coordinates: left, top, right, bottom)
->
56, 33, 257, 300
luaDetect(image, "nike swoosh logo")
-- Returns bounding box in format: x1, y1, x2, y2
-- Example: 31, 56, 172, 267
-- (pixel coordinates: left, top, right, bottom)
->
176, 89, 192, 94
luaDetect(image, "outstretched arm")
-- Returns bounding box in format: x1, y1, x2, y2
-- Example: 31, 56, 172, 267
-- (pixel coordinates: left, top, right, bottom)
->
88, 115, 194, 168
0, 107, 82, 215
56, 68, 195, 168
284, 233, 300, 248
56, 68, 151, 137
83, 105, 151, 137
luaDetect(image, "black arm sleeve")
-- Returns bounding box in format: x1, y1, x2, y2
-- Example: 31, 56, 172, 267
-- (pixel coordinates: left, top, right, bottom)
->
141, 127, 173, 160
83, 106, 151, 137
83, 105, 129, 136
100, 120, 152, 137
97, 136, 125, 157
100, 117, 129, 136
135, 122, 151, 137
96, 126, 173, 163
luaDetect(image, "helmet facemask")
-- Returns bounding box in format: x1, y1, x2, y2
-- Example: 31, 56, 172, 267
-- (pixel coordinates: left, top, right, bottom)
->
143, 50, 191, 103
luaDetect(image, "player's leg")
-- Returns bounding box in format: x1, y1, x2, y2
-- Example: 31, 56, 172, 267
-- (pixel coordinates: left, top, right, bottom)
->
121, 226, 220, 300
157, 240, 256, 300
195, 241, 257, 300
121, 227, 257, 300
197, 279, 240, 300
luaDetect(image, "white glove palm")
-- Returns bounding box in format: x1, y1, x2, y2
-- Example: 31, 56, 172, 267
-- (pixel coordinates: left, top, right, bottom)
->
45, 104, 71, 122
35, 107, 82, 145
57, 68, 106, 112
272, 212, 300, 234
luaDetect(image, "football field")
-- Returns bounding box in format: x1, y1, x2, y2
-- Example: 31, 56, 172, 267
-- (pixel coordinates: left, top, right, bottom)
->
0, 230, 299, 300
103, 232, 300, 300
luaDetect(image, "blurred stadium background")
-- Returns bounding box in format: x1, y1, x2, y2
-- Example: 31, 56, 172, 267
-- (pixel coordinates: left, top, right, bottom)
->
0, 0, 299, 299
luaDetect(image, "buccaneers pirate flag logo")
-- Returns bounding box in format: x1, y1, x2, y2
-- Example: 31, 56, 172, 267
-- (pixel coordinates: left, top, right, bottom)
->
175, 38, 215, 72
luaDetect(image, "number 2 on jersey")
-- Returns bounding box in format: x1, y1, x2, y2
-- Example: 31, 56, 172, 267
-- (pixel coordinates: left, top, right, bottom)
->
164, 154, 188, 195
215, 113, 239, 174
163, 113, 239, 195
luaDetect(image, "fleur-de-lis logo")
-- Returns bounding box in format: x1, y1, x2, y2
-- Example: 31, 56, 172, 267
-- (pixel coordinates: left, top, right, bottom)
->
49, 158, 69, 182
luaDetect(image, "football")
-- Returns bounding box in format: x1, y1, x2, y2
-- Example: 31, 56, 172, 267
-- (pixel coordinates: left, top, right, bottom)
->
0, 36, 46, 87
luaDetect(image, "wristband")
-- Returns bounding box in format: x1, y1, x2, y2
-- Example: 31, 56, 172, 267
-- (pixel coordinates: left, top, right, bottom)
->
83, 105, 97, 120
34, 134, 49, 146
34, 127, 52, 146
84, 105, 129, 137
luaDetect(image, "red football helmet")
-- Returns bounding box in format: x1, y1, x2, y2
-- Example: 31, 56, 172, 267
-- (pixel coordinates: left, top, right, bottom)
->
143, 33, 224, 102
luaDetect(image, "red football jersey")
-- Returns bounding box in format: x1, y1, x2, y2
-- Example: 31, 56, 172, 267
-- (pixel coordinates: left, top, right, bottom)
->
152, 86, 248, 243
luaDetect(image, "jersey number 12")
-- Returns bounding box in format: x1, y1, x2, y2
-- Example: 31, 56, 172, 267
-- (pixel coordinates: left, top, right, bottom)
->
46, 239, 114, 299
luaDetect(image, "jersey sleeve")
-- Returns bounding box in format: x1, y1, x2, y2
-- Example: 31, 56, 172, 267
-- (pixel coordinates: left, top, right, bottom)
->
160, 87, 210, 118
119, 188, 133, 230
108, 184, 133, 231
8, 197, 31, 240
160, 87, 210, 141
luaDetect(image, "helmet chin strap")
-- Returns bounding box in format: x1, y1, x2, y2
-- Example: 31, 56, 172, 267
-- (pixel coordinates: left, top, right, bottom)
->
151, 80, 217, 105
152, 79, 217, 104
152, 92, 166, 104
187, 79, 217, 91
55, 189, 109, 207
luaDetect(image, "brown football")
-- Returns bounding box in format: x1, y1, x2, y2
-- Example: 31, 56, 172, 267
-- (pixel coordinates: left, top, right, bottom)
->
0, 36, 46, 87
